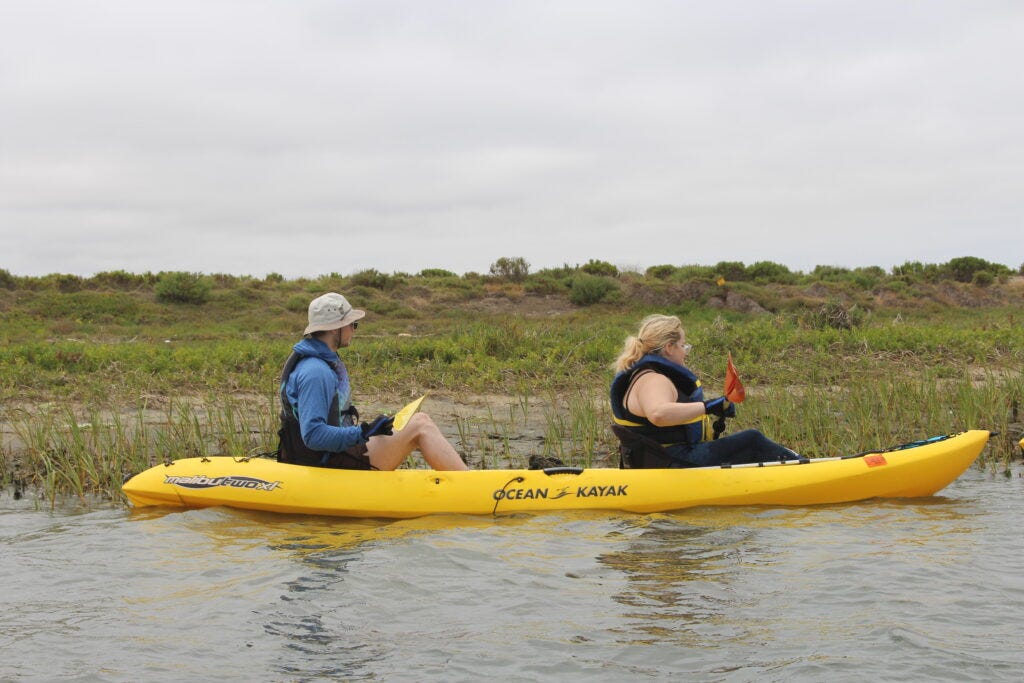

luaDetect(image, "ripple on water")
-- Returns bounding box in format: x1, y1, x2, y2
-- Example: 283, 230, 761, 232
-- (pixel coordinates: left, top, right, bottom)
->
1, 465, 1023, 680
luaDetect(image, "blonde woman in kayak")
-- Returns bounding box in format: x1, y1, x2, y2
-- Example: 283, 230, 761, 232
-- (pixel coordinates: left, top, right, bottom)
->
277, 292, 468, 471
611, 314, 796, 467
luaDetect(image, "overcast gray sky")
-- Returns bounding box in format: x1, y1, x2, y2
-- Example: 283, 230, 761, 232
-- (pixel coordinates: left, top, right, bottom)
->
2, 1, 1021, 279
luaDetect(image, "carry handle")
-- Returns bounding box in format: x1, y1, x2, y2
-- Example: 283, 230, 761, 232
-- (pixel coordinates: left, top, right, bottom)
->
541, 466, 584, 476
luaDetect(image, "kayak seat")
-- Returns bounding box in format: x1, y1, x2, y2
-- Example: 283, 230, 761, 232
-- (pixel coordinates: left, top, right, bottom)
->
611, 424, 675, 469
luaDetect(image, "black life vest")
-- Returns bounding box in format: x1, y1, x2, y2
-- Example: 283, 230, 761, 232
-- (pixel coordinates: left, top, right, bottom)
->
276, 351, 358, 466
609, 354, 711, 446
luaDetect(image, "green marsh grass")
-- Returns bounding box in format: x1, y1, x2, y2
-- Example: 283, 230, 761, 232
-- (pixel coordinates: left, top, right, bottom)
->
541, 389, 611, 467
2, 278, 1022, 501
4, 397, 278, 505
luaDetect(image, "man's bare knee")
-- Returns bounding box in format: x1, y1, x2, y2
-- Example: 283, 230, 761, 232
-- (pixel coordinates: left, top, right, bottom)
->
407, 412, 438, 434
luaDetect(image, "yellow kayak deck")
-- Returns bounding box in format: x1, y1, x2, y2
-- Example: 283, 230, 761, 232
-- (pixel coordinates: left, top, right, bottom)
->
122, 430, 990, 518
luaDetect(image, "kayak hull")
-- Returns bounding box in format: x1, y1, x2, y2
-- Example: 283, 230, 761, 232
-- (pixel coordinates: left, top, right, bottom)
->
122, 430, 990, 518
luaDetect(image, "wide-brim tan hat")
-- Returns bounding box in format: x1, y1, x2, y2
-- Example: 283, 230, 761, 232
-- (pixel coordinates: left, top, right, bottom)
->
304, 292, 365, 335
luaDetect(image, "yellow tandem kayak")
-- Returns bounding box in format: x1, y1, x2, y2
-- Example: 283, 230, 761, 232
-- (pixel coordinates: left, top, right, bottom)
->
122, 430, 990, 519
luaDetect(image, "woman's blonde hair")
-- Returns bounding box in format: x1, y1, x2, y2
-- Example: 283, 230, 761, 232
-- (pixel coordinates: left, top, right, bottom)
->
612, 314, 684, 373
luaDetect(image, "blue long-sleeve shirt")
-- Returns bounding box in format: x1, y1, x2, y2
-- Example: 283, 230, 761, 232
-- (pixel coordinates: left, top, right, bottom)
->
283, 337, 364, 453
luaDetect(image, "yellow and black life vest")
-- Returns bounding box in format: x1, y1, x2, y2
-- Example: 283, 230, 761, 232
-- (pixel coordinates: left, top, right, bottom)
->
609, 354, 712, 446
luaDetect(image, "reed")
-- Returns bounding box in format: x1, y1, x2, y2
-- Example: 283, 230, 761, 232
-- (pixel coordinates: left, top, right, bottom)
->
3, 397, 276, 504
2, 293, 1022, 501
8, 407, 152, 504
3, 372, 1020, 502
540, 389, 614, 467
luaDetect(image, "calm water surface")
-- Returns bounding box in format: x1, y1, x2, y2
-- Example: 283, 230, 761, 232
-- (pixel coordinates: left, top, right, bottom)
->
2, 465, 1022, 682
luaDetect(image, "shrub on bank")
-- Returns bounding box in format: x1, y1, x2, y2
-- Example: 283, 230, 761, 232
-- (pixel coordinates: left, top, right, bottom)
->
801, 298, 867, 330
712, 261, 748, 282
0, 269, 19, 290
646, 264, 678, 280
943, 257, 1012, 283
88, 270, 153, 290
155, 272, 212, 304
580, 259, 618, 277
349, 268, 398, 290
419, 268, 458, 278
489, 257, 530, 282
570, 273, 619, 306
747, 261, 797, 284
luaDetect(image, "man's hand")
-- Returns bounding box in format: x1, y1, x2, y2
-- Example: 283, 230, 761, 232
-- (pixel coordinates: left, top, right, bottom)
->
361, 415, 395, 440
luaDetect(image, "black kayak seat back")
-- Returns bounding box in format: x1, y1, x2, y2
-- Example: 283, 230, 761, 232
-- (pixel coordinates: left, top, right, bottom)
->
610, 424, 676, 469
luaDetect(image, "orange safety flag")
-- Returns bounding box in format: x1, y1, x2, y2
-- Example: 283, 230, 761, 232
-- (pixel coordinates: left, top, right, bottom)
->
724, 353, 746, 403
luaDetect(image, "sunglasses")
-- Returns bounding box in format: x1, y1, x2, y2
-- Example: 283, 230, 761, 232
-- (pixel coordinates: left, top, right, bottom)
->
350, 321, 359, 330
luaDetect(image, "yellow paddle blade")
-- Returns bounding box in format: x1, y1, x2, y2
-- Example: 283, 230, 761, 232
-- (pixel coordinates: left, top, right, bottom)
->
393, 395, 427, 431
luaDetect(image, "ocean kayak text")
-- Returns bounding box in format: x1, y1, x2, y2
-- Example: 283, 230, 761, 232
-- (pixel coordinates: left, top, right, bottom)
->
492, 484, 629, 501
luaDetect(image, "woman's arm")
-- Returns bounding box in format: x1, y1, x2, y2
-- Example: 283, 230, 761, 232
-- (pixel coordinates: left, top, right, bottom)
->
630, 372, 706, 426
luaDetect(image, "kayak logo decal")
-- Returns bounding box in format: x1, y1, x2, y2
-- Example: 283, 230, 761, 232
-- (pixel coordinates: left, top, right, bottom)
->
863, 455, 888, 468
576, 484, 629, 498
164, 474, 283, 492
492, 484, 629, 501
493, 486, 551, 501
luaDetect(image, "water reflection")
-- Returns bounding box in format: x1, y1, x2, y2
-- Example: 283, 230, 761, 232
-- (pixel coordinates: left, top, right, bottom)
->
265, 516, 445, 672
594, 498, 988, 654
596, 516, 746, 647
173, 511, 535, 680
600, 520, 721, 594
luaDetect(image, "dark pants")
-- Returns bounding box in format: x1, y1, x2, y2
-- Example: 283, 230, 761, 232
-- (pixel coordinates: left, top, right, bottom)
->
666, 429, 795, 468
321, 445, 374, 470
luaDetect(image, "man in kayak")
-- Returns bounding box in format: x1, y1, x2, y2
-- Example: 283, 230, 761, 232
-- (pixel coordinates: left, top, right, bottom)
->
610, 314, 796, 467
277, 292, 468, 471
